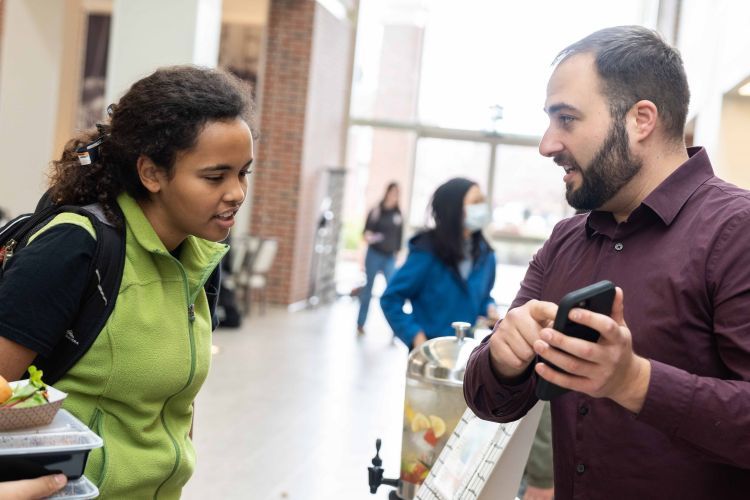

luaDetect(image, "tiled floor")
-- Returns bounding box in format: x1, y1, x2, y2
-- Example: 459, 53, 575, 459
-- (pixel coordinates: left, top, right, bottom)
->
183, 263, 528, 500
183, 297, 407, 500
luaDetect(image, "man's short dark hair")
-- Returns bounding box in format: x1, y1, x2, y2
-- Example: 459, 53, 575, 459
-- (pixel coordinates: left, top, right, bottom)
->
556, 25, 689, 142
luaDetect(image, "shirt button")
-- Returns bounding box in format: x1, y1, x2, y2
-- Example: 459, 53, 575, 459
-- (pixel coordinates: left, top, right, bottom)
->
576, 463, 586, 474
614, 242, 624, 251
579, 405, 589, 416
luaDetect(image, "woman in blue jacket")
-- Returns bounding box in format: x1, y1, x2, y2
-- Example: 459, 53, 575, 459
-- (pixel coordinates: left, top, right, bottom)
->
381, 177, 499, 349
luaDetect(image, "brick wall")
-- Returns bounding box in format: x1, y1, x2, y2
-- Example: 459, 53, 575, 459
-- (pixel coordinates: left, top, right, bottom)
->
250, 0, 315, 306
251, 0, 355, 305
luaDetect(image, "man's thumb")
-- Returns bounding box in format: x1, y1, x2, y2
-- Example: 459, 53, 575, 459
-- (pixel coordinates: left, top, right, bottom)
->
611, 287, 625, 325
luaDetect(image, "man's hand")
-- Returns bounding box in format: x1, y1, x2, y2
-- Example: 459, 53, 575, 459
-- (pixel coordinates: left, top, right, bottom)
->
489, 300, 557, 379
486, 304, 501, 324
532, 287, 651, 413
0, 474, 67, 499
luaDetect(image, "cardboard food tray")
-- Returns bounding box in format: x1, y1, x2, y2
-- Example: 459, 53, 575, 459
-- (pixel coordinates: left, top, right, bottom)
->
0, 381, 67, 431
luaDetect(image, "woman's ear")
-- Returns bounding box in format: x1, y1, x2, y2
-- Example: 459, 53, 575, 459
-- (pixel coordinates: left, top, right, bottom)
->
136, 155, 163, 194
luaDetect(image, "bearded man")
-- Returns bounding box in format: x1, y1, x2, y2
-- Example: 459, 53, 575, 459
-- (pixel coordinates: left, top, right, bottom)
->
463, 25, 750, 499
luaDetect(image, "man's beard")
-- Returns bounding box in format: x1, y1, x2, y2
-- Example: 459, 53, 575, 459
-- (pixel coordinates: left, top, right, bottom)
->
556, 118, 643, 211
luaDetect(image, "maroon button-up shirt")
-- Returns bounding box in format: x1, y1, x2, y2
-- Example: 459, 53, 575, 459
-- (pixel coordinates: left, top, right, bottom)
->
464, 148, 750, 499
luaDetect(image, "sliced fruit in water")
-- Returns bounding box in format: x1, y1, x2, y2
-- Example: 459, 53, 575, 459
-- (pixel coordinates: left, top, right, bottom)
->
429, 415, 446, 438
411, 413, 430, 433
404, 403, 415, 424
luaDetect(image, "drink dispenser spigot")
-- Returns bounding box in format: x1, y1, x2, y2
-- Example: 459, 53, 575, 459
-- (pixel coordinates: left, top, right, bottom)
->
368, 438, 399, 494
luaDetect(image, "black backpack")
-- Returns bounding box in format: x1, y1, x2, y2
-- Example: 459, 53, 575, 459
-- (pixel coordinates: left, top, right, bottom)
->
0, 195, 222, 384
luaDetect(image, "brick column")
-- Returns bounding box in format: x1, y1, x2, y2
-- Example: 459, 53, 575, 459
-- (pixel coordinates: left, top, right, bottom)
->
251, 0, 355, 305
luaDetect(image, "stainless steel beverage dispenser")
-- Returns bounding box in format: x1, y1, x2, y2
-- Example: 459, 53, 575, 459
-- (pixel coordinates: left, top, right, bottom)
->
369, 322, 479, 499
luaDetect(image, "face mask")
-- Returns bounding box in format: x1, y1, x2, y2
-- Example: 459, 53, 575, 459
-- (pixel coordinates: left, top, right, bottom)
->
464, 203, 491, 232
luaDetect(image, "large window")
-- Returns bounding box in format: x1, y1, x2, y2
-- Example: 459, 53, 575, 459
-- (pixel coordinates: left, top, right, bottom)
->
341, 126, 416, 252
343, 0, 660, 294
409, 139, 490, 227
417, 0, 658, 134
351, 0, 658, 133
491, 144, 569, 240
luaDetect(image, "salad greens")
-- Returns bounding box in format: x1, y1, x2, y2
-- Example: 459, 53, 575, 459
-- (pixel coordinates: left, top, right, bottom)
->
0, 366, 50, 408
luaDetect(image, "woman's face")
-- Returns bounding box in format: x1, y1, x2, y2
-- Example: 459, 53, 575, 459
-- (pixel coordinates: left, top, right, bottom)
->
384, 185, 400, 208
462, 184, 487, 237
142, 118, 254, 250
463, 184, 485, 207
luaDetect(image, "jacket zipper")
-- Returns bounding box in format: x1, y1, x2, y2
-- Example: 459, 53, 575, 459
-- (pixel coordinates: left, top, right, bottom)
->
89, 409, 108, 487
153, 256, 200, 500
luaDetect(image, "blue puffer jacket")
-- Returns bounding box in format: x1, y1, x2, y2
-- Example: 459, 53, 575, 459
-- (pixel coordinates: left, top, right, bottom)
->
381, 231, 496, 348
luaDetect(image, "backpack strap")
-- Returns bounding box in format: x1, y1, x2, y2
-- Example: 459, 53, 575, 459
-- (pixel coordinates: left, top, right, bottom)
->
29, 201, 223, 383
34, 190, 55, 212
35, 203, 126, 384
0, 205, 75, 266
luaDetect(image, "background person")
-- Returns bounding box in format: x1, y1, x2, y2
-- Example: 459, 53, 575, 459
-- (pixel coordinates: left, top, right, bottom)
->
464, 26, 750, 499
357, 182, 403, 334
381, 177, 499, 350
0, 66, 254, 498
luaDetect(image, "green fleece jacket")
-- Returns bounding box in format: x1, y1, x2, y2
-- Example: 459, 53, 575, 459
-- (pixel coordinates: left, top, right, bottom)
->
46, 193, 228, 499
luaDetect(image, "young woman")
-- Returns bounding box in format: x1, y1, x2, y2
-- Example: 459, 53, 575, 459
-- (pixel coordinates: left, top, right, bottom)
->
0, 66, 254, 498
357, 182, 403, 333
381, 177, 499, 349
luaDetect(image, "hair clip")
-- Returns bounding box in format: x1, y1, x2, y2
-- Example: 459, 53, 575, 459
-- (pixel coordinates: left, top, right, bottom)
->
106, 103, 116, 117
76, 137, 105, 166
95, 123, 109, 136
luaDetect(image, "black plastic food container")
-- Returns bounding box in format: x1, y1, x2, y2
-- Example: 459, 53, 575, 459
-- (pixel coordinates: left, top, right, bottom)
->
0, 409, 103, 481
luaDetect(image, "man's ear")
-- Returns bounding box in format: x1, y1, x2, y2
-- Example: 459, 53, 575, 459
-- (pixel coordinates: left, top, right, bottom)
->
630, 100, 658, 142
136, 155, 163, 194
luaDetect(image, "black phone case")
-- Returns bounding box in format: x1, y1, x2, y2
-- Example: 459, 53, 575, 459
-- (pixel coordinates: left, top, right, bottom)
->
535, 280, 616, 401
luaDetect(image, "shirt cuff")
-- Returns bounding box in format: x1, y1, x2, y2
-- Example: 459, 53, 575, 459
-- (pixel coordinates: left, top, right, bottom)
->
474, 340, 536, 419
636, 359, 696, 437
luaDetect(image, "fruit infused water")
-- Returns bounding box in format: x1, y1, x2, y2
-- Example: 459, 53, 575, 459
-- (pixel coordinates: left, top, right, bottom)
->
400, 376, 467, 486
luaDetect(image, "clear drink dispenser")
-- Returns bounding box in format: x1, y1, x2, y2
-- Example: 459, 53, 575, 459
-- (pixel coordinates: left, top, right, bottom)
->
368, 322, 478, 499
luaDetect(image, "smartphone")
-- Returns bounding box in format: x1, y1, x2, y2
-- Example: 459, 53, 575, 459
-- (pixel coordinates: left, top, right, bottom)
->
535, 280, 616, 401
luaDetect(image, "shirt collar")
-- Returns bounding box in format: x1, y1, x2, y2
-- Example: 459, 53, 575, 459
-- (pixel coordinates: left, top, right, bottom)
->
586, 147, 714, 238
641, 147, 714, 225
116, 192, 228, 267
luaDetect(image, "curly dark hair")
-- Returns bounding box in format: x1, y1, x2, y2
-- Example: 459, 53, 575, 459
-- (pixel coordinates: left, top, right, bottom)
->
47, 65, 255, 225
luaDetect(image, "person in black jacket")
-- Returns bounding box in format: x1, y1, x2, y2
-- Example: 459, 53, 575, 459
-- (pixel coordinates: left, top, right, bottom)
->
357, 182, 403, 334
